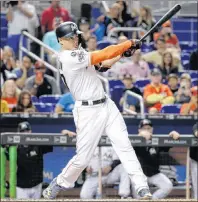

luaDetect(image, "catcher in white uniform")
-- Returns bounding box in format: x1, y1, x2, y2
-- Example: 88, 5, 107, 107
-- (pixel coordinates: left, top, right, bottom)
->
43, 21, 152, 199
80, 147, 130, 199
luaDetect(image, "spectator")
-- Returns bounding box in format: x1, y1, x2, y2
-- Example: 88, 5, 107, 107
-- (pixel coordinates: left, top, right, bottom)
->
13, 56, 34, 89
0, 90, 9, 113
170, 123, 198, 200
180, 73, 192, 86
1, 79, 21, 111
6, 0, 39, 56
15, 121, 53, 199
78, 17, 92, 42
142, 38, 181, 68
120, 75, 142, 113
132, 6, 156, 42
189, 50, 198, 71
159, 52, 178, 79
86, 36, 97, 52
180, 86, 198, 115
24, 61, 60, 98
154, 21, 180, 50
144, 68, 174, 114
1, 46, 17, 82
55, 93, 74, 113
12, 90, 36, 113
41, 0, 70, 34
43, 17, 63, 65
167, 74, 179, 94
120, 49, 150, 80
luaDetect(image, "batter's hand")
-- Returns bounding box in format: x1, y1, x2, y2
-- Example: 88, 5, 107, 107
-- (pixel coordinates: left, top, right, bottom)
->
122, 39, 142, 57
61, 130, 76, 137
169, 131, 180, 140
102, 166, 112, 175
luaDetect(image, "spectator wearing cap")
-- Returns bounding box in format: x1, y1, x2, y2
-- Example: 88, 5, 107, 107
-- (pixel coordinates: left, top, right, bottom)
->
6, 0, 39, 56
120, 75, 142, 113
41, 0, 71, 34
180, 86, 198, 115
43, 17, 63, 65
159, 52, 178, 80
189, 50, 198, 71
13, 56, 34, 89
14, 121, 53, 199
55, 93, 75, 113
142, 38, 181, 69
24, 61, 60, 98
86, 36, 97, 52
12, 90, 36, 113
120, 49, 150, 80
1, 79, 21, 112
154, 20, 180, 50
167, 74, 179, 95
144, 68, 174, 114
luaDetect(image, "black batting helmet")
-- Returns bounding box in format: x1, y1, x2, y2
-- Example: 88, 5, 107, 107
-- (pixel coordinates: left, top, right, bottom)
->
18, 121, 31, 132
55, 21, 83, 40
138, 119, 153, 129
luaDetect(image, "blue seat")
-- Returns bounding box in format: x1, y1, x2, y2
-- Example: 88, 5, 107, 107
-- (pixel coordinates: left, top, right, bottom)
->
111, 85, 124, 111
97, 41, 114, 49
135, 79, 150, 91
31, 96, 39, 103
147, 62, 156, 70
39, 95, 62, 104
190, 71, 198, 80
192, 79, 198, 87
160, 105, 182, 114
34, 103, 54, 112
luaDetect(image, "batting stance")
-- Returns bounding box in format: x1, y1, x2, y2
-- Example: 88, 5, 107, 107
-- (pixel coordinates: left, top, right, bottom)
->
43, 21, 151, 199
80, 147, 131, 199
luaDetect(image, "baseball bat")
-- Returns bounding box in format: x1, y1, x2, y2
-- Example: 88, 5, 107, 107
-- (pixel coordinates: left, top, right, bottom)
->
140, 4, 181, 42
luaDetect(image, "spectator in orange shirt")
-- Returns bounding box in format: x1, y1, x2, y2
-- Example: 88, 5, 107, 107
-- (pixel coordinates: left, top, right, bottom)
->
41, 0, 71, 34
144, 68, 175, 114
1, 79, 21, 111
180, 86, 198, 115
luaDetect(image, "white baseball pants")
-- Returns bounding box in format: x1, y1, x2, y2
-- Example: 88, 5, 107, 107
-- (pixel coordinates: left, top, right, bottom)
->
190, 158, 198, 199
16, 183, 42, 199
57, 98, 148, 193
132, 173, 173, 199
80, 164, 130, 199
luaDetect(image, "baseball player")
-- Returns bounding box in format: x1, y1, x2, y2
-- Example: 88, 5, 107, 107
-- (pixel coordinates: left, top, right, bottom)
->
80, 147, 131, 199
43, 21, 151, 199
170, 122, 198, 199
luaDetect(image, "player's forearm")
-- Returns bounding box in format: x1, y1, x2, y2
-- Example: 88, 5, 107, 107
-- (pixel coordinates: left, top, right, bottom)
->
101, 55, 121, 68
90, 40, 133, 65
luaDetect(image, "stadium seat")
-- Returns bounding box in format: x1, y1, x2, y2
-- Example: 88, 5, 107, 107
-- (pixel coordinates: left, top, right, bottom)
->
190, 71, 198, 79
192, 79, 198, 87
39, 95, 62, 104
147, 62, 156, 70
31, 96, 38, 103
34, 103, 54, 112
160, 105, 182, 114
135, 79, 150, 91
110, 85, 124, 111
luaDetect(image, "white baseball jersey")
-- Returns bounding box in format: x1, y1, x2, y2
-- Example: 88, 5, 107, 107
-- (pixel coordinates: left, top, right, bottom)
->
58, 48, 105, 101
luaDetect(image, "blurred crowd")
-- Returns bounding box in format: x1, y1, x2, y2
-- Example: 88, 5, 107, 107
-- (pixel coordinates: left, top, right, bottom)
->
0, 0, 197, 116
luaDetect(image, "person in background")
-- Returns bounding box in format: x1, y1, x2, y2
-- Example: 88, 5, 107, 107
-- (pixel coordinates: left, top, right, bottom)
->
142, 38, 181, 68
170, 123, 198, 199
154, 20, 180, 50
167, 74, 179, 95
159, 52, 178, 80
6, 0, 39, 56
1, 79, 21, 111
180, 86, 198, 115
86, 36, 97, 52
12, 90, 36, 113
78, 17, 92, 42
120, 49, 150, 80
14, 121, 53, 199
120, 75, 142, 113
132, 6, 156, 42
43, 17, 63, 65
144, 68, 174, 114
24, 61, 60, 98
41, 0, 70, 34
13, 56, 34, 89
189, 50, 198, 71
55, 93, 75, 113
0, 90, 9, 113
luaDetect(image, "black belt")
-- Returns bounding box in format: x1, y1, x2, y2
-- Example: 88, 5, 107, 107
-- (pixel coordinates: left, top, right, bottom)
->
81, 97, 106, 106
